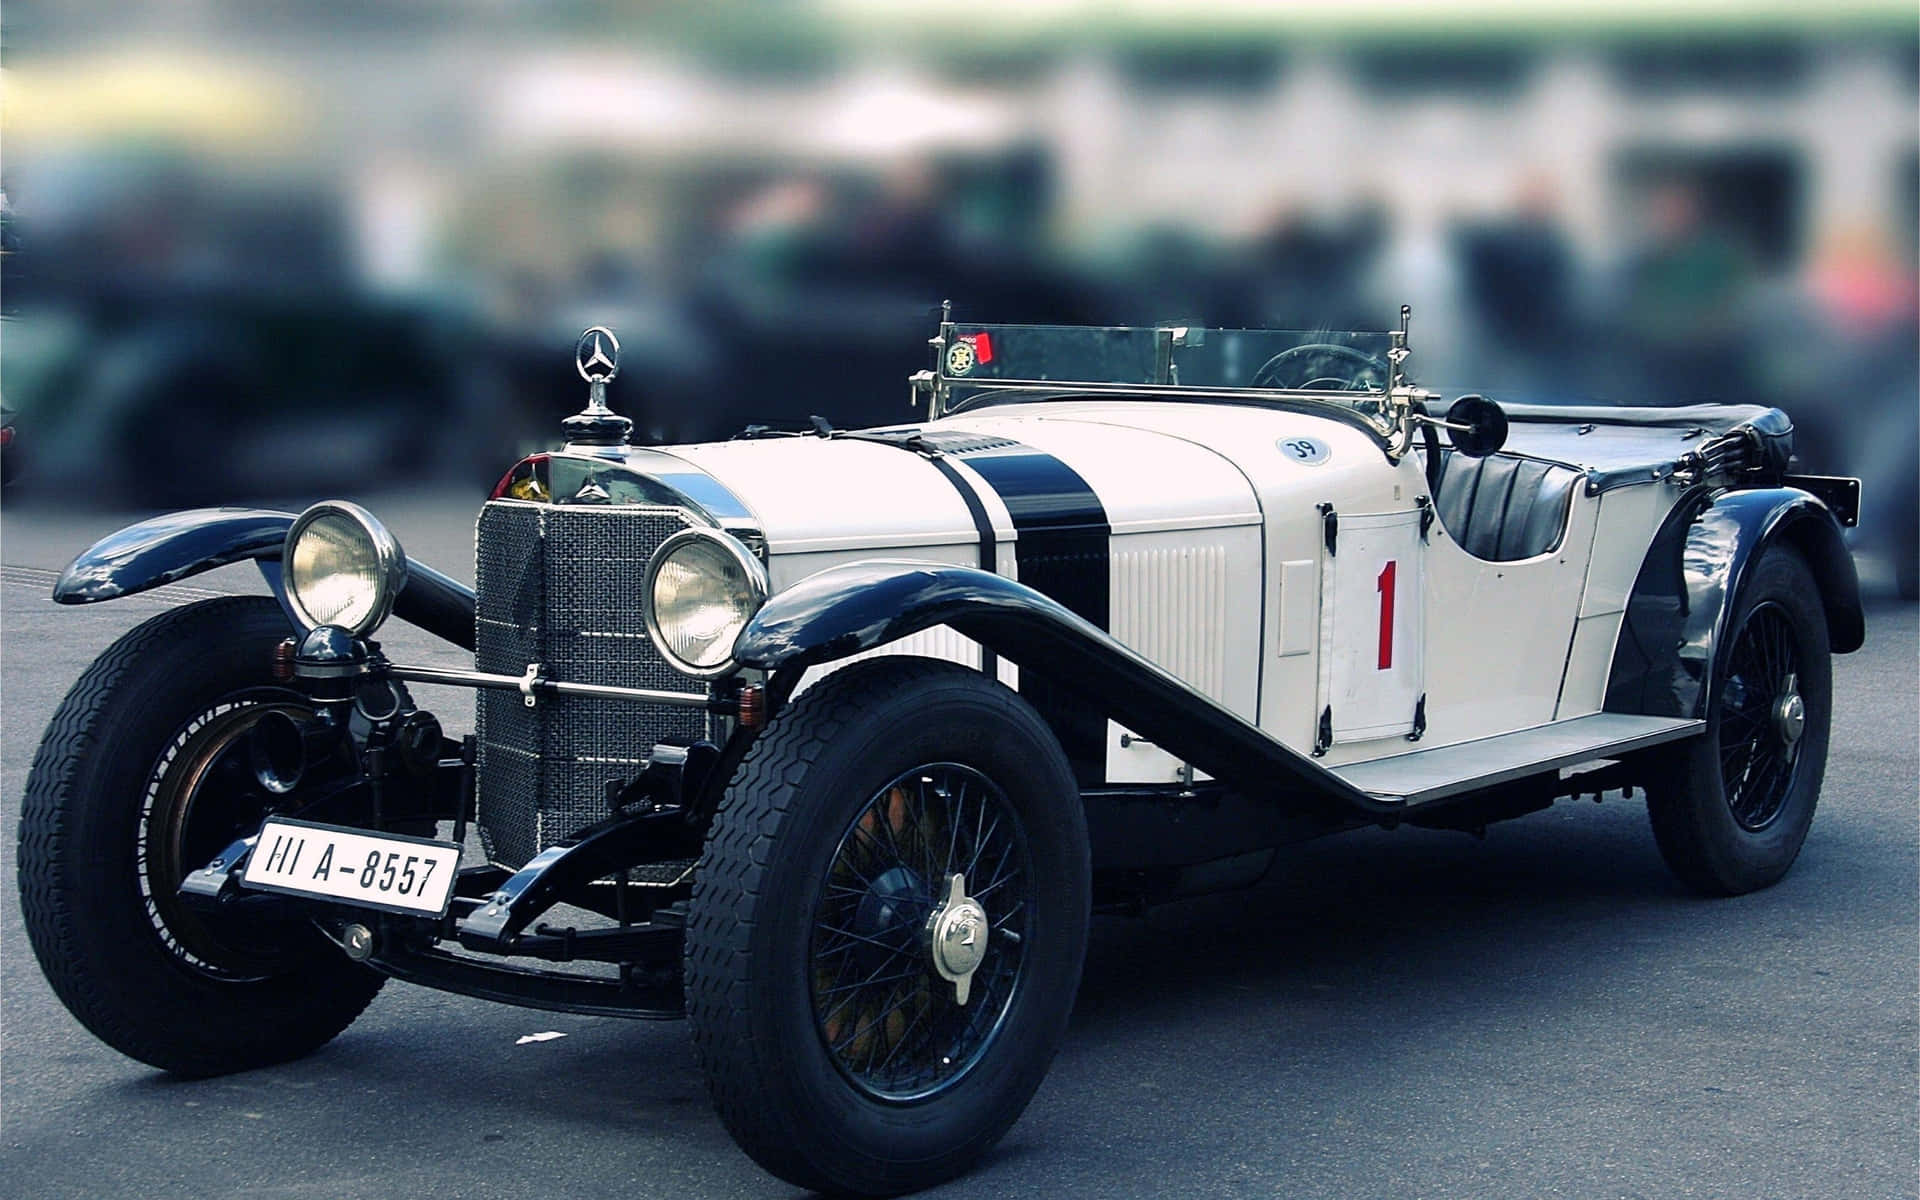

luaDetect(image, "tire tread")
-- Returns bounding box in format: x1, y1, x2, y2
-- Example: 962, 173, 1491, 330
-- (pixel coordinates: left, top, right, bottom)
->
17, 597, 381, 1075
1645, 546, 1831, 896
689, 659, 960, 1188
687, 657, 1079, 1195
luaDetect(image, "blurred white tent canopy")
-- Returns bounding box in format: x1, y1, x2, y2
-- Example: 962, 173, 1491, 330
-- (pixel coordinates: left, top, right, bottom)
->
793, 67, 1026, 160
489, 56, 1022, 163
491, 56, 743, 155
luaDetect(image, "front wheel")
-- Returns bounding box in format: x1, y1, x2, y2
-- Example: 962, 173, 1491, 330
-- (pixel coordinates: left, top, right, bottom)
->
1646, 545, 1833, 895
17, 596, 384, 1075
686, 658, 1091, 1196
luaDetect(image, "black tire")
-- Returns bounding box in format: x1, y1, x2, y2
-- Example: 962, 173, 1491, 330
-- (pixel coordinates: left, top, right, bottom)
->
1646, 545, 1832, 895
18, 596, 384, 1075
686, 658, 1090, 1196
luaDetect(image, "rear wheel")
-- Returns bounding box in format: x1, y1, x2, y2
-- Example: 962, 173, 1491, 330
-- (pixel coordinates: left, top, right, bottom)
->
686, 658, 1090, 1196
1646, 546, 1832, 895
17, 597, 383, 1075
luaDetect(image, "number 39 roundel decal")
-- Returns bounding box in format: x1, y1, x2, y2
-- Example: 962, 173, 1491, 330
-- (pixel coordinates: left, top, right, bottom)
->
1318, 509, 1425, 746
1277, 436, 1330, 464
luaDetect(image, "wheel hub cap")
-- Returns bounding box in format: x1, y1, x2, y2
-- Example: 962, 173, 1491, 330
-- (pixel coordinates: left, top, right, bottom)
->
1772, 673, 1805, 747
927, 874, 989, 1005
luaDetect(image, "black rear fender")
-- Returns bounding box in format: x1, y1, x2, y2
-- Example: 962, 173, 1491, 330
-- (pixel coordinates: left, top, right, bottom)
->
1605, 486, 1862, 720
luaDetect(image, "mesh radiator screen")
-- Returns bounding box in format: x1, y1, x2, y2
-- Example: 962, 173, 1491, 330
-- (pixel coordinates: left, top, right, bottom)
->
474, 502, 708, 867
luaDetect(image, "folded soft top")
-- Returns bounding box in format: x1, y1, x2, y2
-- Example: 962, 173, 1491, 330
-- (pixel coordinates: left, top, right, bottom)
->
1495, 402, 1791, 491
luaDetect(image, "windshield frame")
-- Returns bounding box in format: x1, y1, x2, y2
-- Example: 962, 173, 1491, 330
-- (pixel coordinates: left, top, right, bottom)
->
939, 382, 1403, 447
914, 315, 1411, 440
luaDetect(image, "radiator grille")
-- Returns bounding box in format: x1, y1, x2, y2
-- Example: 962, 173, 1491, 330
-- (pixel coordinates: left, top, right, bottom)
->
474, 502, 707, 867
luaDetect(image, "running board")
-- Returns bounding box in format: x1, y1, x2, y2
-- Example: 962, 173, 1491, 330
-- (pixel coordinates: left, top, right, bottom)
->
1331, 714, 1703, 808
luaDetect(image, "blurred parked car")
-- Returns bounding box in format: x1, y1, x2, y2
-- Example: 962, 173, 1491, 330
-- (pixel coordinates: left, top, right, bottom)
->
2, 159, 508, 507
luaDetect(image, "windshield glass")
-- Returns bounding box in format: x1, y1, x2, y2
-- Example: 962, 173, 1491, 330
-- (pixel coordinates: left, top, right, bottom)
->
939, 324, 1400, 416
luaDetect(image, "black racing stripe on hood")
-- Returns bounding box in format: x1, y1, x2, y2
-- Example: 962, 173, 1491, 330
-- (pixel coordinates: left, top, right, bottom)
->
957, 444, 1110, 786
955, 446, 1109, 629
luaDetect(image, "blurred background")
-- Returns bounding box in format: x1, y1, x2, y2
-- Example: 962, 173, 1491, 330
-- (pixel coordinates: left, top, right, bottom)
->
1, 1, 1914, 588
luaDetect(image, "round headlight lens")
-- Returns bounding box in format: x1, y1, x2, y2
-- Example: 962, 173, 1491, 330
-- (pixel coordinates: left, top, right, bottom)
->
284, 502, 406, 637
645, 530, 767, 677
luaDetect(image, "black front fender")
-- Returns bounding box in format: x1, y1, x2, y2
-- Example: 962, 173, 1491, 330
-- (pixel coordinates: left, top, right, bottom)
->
1605, 486, 1863, 720
52, 507, 477, 650
54, 507, 296, 603
735, 560, 1389, 818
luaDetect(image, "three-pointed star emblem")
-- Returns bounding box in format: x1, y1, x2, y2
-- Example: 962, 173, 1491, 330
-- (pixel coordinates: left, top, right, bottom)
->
574, 326, 621, 382
583, 336, 614, 373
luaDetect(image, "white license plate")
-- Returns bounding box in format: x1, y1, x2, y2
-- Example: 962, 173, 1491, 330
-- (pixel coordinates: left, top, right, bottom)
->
240, 819, 461, 917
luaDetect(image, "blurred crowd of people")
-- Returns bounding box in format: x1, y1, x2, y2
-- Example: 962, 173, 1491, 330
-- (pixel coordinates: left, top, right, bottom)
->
6, 141, 1913, 509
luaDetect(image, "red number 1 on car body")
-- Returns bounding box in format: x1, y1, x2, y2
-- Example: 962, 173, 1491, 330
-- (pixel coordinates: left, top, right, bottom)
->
1376, 560, 1396, 670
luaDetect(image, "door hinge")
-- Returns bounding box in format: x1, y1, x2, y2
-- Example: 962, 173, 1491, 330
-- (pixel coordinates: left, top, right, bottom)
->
1416, 495, 1434, 542
1409, 693, 1427, 742
1314, 705, 1333, 757
1318, 503, 1337, 556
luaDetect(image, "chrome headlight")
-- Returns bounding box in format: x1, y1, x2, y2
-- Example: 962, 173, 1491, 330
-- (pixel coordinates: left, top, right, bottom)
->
284, 501, 407, 637
644, 528, 768, 678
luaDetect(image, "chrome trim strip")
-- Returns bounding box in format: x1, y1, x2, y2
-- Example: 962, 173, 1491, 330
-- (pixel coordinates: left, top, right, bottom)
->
538, 446, 761, 530
387, 663, 711, 708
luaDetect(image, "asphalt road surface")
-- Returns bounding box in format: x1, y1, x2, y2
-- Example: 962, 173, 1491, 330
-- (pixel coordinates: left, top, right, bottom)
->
3, 490, 1915, 1200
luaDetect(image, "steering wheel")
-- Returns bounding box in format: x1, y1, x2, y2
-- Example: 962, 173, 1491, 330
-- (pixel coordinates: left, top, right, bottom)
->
1250, 343, 1388, 392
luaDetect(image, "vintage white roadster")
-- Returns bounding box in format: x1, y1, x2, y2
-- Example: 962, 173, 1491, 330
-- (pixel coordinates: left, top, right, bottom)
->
19, 310, 1863, 1195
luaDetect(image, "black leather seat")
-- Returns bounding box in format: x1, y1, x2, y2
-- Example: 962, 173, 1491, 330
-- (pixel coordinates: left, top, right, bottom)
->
1432, 452, 1581, 562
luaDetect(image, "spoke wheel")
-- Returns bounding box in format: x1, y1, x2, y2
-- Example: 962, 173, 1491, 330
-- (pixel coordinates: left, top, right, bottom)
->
687, 658, 1089, 1197
810, 763, 1032, 1102
1646, 546, 1832, 896
1715, 604, 1805, 833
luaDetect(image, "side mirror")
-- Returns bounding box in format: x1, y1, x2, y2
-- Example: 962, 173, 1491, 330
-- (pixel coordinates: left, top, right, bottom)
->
1446, 394, 1508, 458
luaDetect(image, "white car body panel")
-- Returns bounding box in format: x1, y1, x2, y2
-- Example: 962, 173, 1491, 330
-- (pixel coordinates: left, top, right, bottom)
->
939, 412, 1264, 535
669, 438, 980, 555
1404, 498, 1597, 756
1317, 508, 1427, 745
662, 395, 1689, 782
1557, 482, 1681, 720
